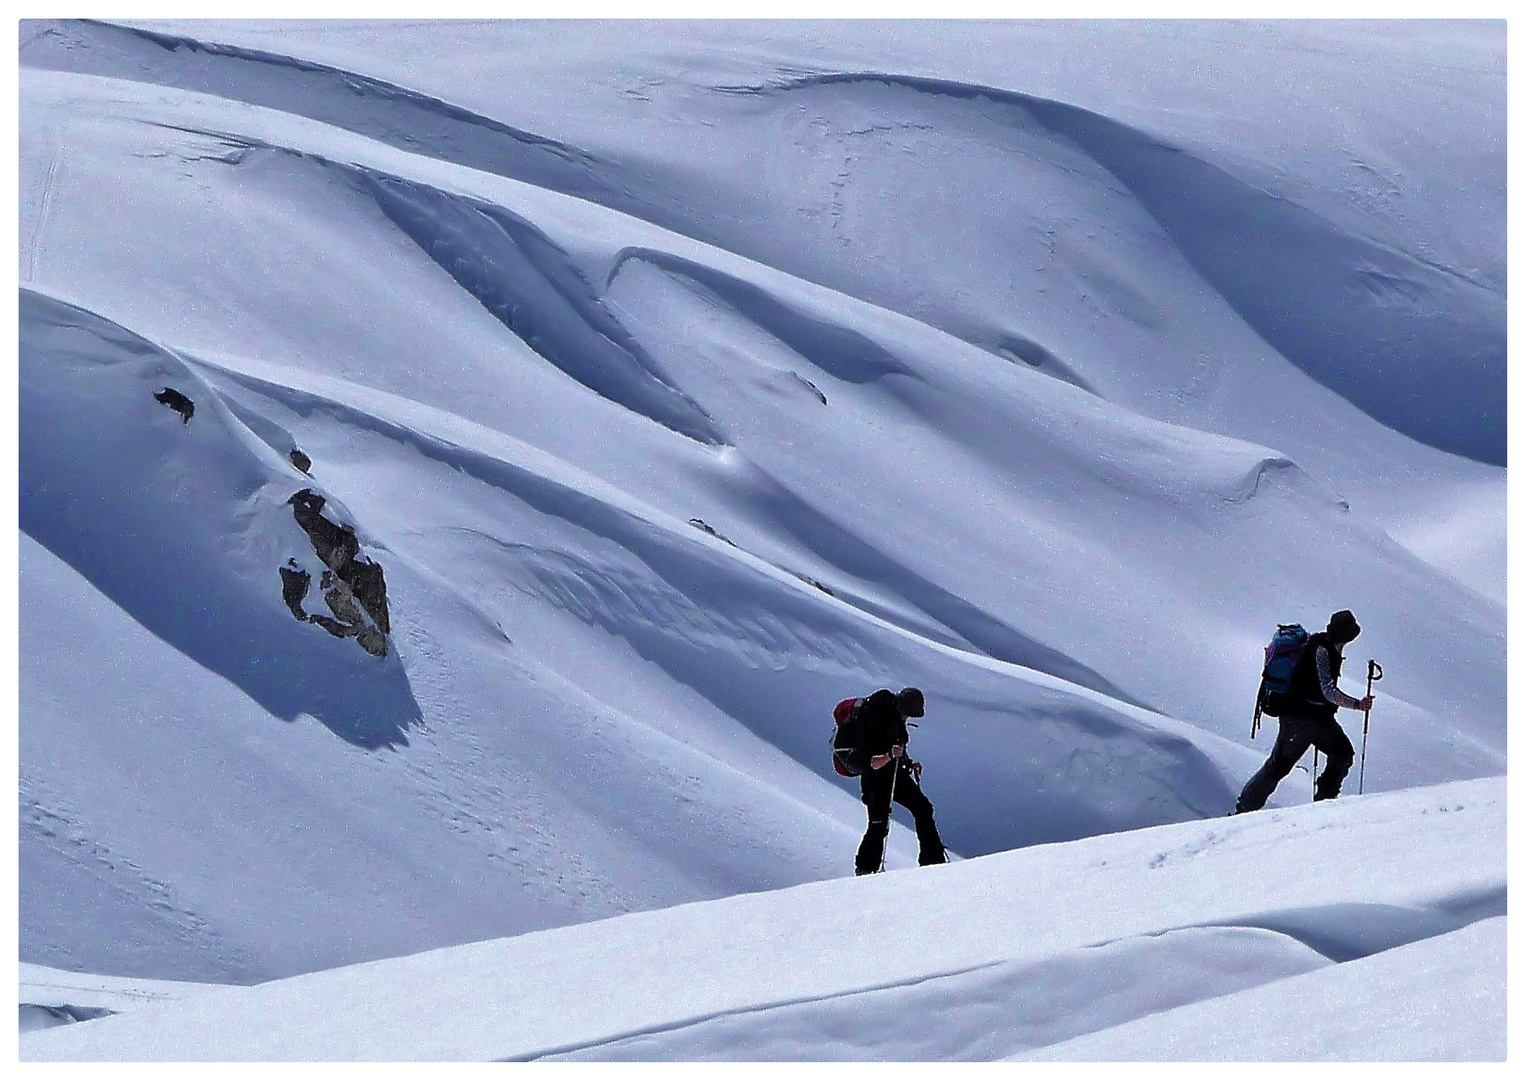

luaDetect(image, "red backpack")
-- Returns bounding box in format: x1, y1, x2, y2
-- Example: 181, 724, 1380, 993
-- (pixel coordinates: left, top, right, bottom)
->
830, 697, 866, 777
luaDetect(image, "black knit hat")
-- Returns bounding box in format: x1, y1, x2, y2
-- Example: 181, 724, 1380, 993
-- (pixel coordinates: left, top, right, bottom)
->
896, 687, 925, 718
1327, 610, 1361, 643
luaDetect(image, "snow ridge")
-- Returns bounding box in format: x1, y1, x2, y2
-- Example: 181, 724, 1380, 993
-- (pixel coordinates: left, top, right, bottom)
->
716, 70, 1506, 464
20, 778, 1505, 1062
18, 21, 1504, 1053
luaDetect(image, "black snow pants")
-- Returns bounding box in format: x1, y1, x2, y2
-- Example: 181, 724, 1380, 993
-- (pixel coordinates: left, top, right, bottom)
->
855, 758, 946, 874
1236, 712, 1356, 813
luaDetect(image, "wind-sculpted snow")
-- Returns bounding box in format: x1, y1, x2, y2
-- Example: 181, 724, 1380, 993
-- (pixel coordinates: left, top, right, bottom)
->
1017, 916, 1505, 1062
20, 778, 1505, 1061
710, 71, 1506, 465
22, 20, 1504, 468
571, 893, 1507, 1061
17, 20, 1505, 1013
1002, 84, 1507, 468
19, 964, 227, 1034
542, 925, 1331, 1061
356, 173, 723, 443
19, 20, 625, 205
609, 248, 918, 387
180, 349, 1244, 854
18, 288, 421, 748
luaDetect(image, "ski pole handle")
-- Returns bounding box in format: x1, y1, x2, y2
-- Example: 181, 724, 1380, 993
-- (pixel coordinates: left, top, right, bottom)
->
1359, 659, 1381, 794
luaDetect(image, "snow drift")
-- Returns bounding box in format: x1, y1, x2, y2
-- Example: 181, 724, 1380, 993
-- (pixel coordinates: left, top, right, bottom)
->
18, 16, 1504, 1023
20, 777, 1506, 1061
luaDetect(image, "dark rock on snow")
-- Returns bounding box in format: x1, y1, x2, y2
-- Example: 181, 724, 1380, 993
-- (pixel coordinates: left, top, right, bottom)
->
153, 386, 195, 424
284, 489, 392, 657
279, 558, 312, 622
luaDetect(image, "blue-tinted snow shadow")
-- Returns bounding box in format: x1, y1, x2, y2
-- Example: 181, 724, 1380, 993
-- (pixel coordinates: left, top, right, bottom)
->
797, 73, 1505, 466
19, 502, 421, 750
19, 289, 421, 750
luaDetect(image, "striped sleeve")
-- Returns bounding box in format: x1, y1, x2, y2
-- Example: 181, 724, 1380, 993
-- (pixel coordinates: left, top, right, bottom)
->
1316, 645, 1363, 709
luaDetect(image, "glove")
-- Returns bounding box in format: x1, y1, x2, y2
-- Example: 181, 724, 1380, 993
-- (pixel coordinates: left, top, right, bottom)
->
910, 759, 923, 784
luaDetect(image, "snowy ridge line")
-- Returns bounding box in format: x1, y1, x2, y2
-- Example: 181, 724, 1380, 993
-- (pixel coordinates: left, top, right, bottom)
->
22, 20, 643, 236
605, 245, 1324, 519
180, 346, 1171, 717
711, 67, 1492, 290
40, 70, 1463, 511
20, 778, 1503, 1061
508, 958, 1012, 1062
712, 69, 1505, 464
1013, 916, 1506, 1062
607, 246, 918, 387
16, 284, 248, 454
600, 238, 1327, 517
178, 347, 1256, 792
20, 962, 237, 1035
184, 352, 815, 582
539, 901, 1506, 1062
117, 108, 962, 405
117, 113, 952, 438
20, 285, 426, 751
85, 20, 592, 161
352, 169, 726, 445
20, 270, 1248, 817
1118, 890, 1508, 965
20, 964, 231, 1007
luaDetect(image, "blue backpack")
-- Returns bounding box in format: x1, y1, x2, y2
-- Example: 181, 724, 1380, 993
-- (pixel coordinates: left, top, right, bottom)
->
1253, 624, 1308, 736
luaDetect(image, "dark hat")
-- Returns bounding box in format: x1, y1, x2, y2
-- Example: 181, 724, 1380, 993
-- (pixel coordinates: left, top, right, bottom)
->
1327, 610, 1361, 643
896, 686, 925, 718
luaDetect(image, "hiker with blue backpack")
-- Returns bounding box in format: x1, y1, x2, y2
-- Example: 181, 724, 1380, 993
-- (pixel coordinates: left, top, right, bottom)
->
832, 687, 947, 874
1234, 610, 1375, 814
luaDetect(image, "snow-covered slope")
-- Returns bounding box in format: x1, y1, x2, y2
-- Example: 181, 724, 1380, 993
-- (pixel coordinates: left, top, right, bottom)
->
19, 964, 225, 1035
20, 777, 1506, 1061
18, 17, 1504, 1007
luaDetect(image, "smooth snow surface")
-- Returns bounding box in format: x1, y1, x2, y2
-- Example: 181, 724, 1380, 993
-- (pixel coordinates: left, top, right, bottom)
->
19, 964, 226, 1034
17, 17, 1504, 1059
21, 778, 1505, 1061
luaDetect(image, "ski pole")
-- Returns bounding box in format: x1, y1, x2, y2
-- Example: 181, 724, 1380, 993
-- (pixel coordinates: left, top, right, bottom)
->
879, 746, 901, 873
1312, 747, 1319, 799
1359, 660, 1383, 794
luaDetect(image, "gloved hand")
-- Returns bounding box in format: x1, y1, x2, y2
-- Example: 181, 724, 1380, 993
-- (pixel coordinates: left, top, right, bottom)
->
909, 759, 923, 784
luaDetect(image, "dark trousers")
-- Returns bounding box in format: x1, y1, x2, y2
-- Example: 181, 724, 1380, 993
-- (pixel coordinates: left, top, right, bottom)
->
1236, 713, 1355, 813
855, 759, 946, 873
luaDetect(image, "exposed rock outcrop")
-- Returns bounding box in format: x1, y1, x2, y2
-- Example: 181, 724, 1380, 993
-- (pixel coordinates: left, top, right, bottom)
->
282, 488, 392, 658
288, 489, 360, 573
289, 448, 312, 475
279, 558, 312, 622
342, 556, 391, 635
153, 386, 195, 424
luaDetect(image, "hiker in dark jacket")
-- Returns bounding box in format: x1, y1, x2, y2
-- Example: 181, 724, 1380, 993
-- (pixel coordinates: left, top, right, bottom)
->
854, 687, 947, 874
1235, 610, 1374, 813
